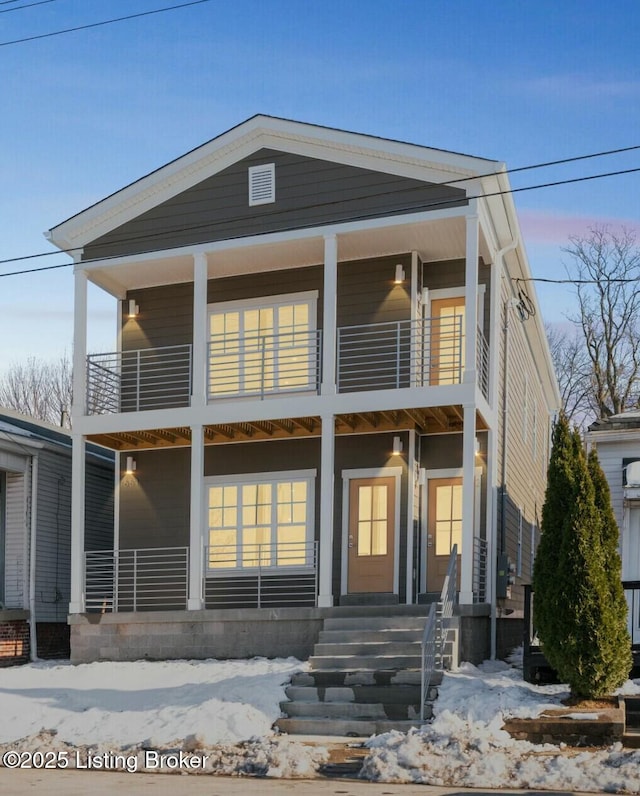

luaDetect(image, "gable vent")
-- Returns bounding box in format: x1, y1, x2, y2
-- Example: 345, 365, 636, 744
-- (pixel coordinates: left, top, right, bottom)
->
248, 163, 275, 206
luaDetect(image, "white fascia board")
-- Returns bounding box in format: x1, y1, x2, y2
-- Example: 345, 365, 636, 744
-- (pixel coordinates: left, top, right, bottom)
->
587, 429, 640, 445
48, 116, 496, 252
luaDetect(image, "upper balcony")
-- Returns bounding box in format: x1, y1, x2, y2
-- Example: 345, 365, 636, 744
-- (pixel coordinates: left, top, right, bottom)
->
85, 316, 490, 415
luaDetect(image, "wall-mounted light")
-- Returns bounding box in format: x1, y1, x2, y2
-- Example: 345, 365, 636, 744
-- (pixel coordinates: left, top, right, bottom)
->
127, 298, 139, 318
394, 264, 406, 284
392, 436, 403, 456
125, 455, 137, 474
474, 437, 481, 458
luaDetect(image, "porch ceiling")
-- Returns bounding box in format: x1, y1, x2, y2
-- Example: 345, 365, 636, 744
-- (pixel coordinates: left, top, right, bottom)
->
85, 406, 487, 451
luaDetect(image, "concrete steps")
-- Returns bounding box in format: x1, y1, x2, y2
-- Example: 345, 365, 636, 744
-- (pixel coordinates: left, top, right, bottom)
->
276, 608, 452, 737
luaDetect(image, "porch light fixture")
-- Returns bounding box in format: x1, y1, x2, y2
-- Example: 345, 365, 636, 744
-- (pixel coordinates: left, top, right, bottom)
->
127, 299, 139, 318
392, 436, 403, 456
474, 437, 481, 458
125, 456, 137, 474
394, 264, 406, 284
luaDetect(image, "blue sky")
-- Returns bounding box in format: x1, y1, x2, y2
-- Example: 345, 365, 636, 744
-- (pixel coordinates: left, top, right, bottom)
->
1, 0, 639, 373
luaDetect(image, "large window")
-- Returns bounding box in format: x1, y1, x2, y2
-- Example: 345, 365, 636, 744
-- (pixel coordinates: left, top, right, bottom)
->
206, 471, 315, 571
208, 292, 318, 398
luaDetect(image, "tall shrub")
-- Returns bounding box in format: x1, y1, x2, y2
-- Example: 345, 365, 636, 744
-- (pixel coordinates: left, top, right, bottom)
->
534, 417, 631, 697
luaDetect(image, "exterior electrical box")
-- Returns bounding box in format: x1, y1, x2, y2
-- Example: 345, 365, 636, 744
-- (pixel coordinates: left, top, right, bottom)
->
497, 553, 512, 599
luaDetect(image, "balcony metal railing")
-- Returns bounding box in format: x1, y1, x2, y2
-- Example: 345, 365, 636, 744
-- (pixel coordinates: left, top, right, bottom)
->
86, 345, 192, 414
473, 535, 488, 603
337, 316, 464, 393
204, 540, 318, 609
476, 327, 489, 400
208, 329, 322, 400
623, 580, 640, 645
85, 546, 189, 612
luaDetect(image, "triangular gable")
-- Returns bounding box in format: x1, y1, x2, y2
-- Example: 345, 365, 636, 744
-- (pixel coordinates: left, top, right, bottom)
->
48, 115, 499, 256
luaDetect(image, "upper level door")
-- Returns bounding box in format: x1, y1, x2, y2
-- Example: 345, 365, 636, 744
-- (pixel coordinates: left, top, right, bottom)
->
347, 476, 396, 593
429, 296, 465, 385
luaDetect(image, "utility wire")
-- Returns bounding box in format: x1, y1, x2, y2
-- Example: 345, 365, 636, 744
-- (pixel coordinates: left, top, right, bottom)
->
0, 0, 60, 13
0, 0, 213, 45
1, 163, 640, 278
0, 143, 639, 268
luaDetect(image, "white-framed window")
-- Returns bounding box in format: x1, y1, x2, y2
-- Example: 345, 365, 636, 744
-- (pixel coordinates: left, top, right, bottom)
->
205, 470, 315, 572
208, 291, 318, 398
248, 163, 275, 206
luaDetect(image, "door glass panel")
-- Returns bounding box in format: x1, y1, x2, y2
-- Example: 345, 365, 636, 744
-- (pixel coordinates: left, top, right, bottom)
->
357, 484, 388, 556
430, 299, 465, 385
434, 483, 463, 555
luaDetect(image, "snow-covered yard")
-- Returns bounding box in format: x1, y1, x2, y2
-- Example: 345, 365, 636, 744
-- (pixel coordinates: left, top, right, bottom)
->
1, 653, 640, 791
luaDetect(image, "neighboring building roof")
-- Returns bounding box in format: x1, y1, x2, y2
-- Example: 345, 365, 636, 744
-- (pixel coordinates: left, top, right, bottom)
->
588, 411, 640, 433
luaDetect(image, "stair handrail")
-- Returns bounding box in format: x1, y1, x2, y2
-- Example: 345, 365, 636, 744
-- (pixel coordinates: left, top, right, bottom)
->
420, 544, 458, 722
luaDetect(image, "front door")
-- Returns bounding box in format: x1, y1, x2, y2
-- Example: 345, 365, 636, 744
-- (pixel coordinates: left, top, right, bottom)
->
347, 477, 395, 593
429, 296, 465, 385
426, 477, 462, 593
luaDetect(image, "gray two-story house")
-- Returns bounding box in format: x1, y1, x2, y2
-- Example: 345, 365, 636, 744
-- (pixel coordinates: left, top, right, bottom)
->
47, 116, 559, 664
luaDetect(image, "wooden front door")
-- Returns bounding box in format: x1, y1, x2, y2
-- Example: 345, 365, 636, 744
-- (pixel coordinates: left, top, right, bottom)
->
347, 477, 395, 593
426, 477, 462, 593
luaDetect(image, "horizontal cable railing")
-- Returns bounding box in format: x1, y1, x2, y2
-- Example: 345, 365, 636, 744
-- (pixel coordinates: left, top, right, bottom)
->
476, 327, 490, 400
85, 546, 189, 612
623, 581, 640, 645
204, 540, 318, 609
337, 316, 464, 393
86, 345, 192, 414
208, 329, 322, 399
473, 536, 488, 603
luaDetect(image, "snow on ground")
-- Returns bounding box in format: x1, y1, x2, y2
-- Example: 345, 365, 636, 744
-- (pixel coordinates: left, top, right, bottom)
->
362, 659, 640, 793
2, 653, 640, 790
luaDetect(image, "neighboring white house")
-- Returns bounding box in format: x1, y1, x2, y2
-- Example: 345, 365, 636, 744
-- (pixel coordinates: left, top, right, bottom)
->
588, 411, 640, 647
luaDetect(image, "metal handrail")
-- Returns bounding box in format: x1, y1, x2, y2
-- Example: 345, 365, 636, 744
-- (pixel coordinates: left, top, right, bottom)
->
208, 328, 322, 399
420, 543, 458, 721
473, 536, 488, 603
86, 345, 192, 414
85, 546, 189, 612
476, 326, 489, 399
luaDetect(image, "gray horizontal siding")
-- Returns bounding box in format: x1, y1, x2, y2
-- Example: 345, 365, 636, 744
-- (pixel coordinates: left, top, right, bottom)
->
4, 471, 27, 610
82, 148, 467, 260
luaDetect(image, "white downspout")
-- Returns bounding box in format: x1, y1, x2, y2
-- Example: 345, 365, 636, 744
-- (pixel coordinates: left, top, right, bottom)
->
490, 235, 518, 661
28, 455, 39, 661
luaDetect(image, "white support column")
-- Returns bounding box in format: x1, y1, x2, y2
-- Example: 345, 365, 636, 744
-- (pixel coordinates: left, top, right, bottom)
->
321, 234, 338, 395
72, 269, 88, 420
192, 252, 208, 408
464, 209, 479, 385
486, 426, 499, 658
69, 434, 86, 613
318, 414, 335, 607
69, 268, 88, 615
460, 403, 476, 604
406, 429, 417, 604
188, 424, 205, 610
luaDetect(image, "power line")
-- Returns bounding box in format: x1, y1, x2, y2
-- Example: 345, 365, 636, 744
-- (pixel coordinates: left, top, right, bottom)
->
0, 0, 213, 46
1, 163, 640, 279
0, 0, 60, 13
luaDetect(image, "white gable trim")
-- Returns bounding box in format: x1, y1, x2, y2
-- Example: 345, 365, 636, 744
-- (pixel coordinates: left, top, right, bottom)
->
48, 116, 500, 252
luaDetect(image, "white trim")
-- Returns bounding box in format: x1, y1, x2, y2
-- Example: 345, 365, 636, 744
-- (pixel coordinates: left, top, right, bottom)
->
204, 468, 316, 485
340, 466, 402, 597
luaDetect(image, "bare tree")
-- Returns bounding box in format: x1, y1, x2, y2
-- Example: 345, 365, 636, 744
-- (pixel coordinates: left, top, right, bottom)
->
566, 226, 640, 419
545, 323, 592, 424
0, 355, 72, 427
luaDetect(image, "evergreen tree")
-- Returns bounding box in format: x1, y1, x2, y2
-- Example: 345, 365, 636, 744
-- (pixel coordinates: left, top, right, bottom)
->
534, 419, 632, 697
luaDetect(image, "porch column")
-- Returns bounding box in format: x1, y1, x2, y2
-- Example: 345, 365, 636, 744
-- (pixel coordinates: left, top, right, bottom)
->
188, 424, 205, 610
486, 426, 499, 657
464, 208, 479, 385
460, 403, 476, 604
69, 268, 88, 614
318, 413, 335, 607
321, 234, 338, 395
69, 434, 86, 613
192, 252, 208, 408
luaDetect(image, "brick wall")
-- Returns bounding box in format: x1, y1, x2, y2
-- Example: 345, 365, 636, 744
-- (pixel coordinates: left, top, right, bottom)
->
0, 620, 30, 667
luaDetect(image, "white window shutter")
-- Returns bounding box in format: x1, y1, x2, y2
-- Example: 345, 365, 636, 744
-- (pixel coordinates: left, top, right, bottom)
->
248, 163, 275, 206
